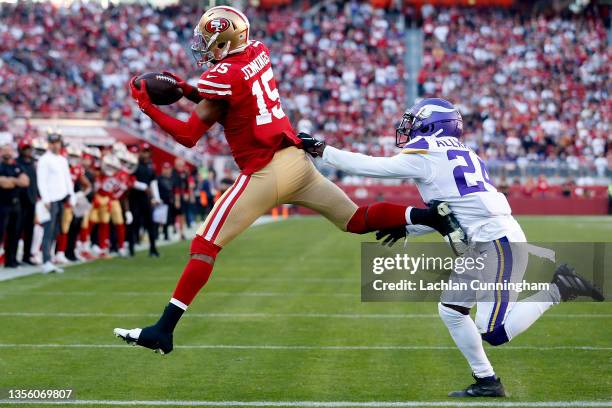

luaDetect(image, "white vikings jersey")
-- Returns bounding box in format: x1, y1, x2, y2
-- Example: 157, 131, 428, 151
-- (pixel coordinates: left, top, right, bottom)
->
321, 136, 525, 242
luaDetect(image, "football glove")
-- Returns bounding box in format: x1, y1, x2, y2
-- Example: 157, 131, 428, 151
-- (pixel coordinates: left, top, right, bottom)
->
162, 71, 203, 104
129, 76, 153, 113
375, 226, 408, 247
297, 132, 326, 158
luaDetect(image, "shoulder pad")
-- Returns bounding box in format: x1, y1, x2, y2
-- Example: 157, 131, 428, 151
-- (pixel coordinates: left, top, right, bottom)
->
401, 137, 429, 154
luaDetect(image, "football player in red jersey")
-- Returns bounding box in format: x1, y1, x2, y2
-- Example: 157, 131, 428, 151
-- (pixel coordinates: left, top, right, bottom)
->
115, 6, 461, 353
91, 154, 133, 258
55, 144, 91, 264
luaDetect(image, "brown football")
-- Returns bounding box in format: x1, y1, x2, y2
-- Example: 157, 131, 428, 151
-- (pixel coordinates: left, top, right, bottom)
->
134, 72, 183, 105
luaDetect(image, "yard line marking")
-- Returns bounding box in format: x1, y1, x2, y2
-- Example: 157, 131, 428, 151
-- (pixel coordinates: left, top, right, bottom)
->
0, 291, 358, 297
0, 344, 609, 351
0, 312, 610, 319
0, 400, 610, 407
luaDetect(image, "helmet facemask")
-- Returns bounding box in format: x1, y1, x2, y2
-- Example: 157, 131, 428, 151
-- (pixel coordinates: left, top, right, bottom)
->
191, 30, 228, 67
395, 112, 417, 147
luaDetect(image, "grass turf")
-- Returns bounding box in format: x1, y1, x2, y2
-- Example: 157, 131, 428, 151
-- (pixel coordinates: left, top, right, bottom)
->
0, 215, 610, 407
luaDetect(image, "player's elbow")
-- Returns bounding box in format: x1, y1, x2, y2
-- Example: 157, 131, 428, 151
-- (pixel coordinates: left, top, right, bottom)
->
180, 139, 197, 148
175, 134, 199, 148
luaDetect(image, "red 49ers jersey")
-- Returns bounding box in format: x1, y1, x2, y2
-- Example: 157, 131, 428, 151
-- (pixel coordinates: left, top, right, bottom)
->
70, 163, 84, 184
96, 170, 134, 200
197, 41, 300, 174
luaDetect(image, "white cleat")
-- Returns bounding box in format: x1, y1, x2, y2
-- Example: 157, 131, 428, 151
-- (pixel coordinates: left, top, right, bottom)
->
113, 326, 173, 354
113, 328, 142, 346
42, 261, 64, 274
118, 247, 129, 258
54, 252, 70, 264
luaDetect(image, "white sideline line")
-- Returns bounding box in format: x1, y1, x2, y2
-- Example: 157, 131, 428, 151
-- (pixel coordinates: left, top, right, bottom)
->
0, 344, 609, 351
0, 312, 610, 319
0, 400, 610, 407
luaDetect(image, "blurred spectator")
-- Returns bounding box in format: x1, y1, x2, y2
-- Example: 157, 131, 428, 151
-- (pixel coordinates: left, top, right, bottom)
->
198, 168, 217, 220
172, 158, 194, 238
561, 178, 576, 198
157, 162, 175, 241
37, 132, 73, 274
0, 144, 29, 268
521, 176, 536, 197
129, 144, 159, 257
497, 175, 509, 196
536, 175, 550, 196
16, 138, 38, 265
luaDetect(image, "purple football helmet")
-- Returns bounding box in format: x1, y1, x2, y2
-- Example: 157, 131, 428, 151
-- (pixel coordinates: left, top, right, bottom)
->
395, 98, 463, 147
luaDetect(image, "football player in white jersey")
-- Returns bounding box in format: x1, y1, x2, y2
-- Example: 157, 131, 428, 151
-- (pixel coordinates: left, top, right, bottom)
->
299, 98, 604, 398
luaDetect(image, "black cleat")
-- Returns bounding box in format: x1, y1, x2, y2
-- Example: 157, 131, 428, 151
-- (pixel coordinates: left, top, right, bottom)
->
552, 264, 604, 302
429, 201, 469, 256
113, 325, 174, 354
449, 374, 506, 397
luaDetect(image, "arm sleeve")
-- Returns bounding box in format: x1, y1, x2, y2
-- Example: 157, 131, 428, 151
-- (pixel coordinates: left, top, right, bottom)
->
144, 109, 211, 148
321, 146, 428, 180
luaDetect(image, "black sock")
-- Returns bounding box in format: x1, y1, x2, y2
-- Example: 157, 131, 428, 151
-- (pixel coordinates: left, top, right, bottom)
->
155, 303, 184, 333
409, 207, 439, 230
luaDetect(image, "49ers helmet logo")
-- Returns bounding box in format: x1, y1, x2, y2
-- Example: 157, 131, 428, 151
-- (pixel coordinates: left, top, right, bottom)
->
205, 18, 230, 33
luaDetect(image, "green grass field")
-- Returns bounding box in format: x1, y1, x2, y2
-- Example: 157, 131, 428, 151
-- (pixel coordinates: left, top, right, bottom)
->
0, 216, 611, 407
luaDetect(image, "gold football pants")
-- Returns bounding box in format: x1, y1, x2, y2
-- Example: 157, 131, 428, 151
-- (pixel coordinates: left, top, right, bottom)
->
196, 146, 357, 247
89, 195, 124, 225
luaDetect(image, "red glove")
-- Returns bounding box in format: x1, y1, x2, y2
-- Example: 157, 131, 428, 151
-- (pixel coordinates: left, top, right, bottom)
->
129, 76, 153, 113
162, 71, 203, 104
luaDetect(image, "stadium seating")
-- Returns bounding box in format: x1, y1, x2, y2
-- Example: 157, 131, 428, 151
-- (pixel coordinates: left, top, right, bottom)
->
0, 1, 609, 182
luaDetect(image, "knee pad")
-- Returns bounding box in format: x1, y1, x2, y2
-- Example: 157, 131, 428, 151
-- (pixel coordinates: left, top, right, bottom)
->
481, 325, 510, 346
190, 234, 221, 258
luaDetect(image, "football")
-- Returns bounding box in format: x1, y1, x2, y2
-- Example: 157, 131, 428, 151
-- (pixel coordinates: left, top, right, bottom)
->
134, 72, 183, 105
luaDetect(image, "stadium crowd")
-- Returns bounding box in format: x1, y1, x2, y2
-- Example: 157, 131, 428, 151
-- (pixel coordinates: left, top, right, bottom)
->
0, 1, 609, 180
419, 5, 610, 178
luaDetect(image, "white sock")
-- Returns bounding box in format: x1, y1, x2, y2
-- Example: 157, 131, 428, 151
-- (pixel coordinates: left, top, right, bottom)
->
503, 286, 560, 340
405, 207, 413, 225
438, 303, 495, 378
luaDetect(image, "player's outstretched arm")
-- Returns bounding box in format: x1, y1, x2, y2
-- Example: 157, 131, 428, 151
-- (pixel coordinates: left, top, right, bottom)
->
298, 132, 428, 180
129, 78, 222, 148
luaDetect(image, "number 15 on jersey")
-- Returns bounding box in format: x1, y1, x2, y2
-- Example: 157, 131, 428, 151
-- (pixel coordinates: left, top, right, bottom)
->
252, 67, 286, 126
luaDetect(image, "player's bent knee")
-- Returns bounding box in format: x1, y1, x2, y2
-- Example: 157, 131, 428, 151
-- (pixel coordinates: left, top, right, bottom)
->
346, 207, 369, 234
190, 234, 222, 262
481, 325, 510, 346
438, 302, 473, 329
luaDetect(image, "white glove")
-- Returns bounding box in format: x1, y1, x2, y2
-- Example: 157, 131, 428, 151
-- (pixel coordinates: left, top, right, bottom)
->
125, 211, 133, 225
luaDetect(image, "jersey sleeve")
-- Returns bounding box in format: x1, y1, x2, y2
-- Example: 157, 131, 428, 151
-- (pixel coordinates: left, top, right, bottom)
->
197, 65, 238, 100
321, 146, 429, 180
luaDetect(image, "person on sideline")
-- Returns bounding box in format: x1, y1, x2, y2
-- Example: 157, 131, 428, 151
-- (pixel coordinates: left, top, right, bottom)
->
36, 131, 74, 274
